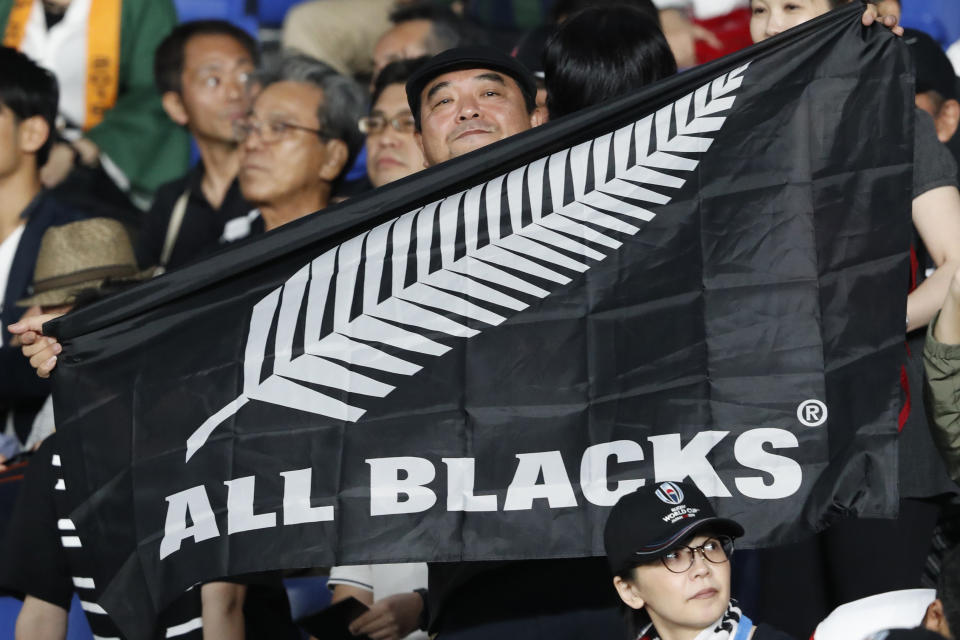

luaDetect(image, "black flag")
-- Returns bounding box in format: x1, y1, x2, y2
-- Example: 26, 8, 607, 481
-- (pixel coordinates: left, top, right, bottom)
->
49, 5, 912, 636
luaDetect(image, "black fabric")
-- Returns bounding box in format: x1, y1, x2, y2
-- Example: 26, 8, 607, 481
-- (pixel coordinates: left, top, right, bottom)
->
0, 435, 205, 639
136, 162, 254, 271
0, 441, 73, 608
752, 623, 798, 640
43, 7, 916, 638
427, 558, 620, 633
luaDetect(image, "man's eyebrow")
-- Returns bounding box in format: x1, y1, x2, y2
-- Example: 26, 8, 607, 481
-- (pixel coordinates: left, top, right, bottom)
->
425, 80, 450, 102
474, 72, 506, 85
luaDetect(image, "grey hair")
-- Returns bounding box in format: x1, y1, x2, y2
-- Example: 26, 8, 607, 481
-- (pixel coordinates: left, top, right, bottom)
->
264, 54, 366, 182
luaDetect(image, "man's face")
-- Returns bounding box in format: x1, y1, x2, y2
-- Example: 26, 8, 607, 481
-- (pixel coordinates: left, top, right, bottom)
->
175, 34, 257, 144
749, 0, 833, 43
416, 68, 541, 166
372, 20, 432, 81
238, 81, 344, 206
366, 83, 424, 187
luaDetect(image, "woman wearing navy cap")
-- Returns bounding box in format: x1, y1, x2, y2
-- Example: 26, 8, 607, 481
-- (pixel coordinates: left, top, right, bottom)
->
604, 480, 795, 640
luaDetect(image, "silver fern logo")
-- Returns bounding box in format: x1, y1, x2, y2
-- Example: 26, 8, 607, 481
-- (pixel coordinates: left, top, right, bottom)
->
184, 64, 750, 462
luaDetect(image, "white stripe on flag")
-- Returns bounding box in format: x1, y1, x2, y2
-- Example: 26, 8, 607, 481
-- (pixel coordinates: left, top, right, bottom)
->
54, 478, 65, 490
80, 600, 107, 614
61, 536, 81, 548
166, 617, 203, 637
72, 577, 95, 589
51, 454, 61, 466
57, 519, 76, 531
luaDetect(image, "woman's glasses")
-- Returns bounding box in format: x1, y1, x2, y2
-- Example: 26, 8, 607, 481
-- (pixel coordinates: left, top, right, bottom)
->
660, 536, 734, 573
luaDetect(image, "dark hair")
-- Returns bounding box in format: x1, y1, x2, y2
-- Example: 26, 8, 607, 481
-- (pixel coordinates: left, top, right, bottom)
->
543, 6, 676, 120
267, 54, 366, 184
371, 57, 429, 109
550, 0, 659, 25
939, 546, 960, 637
153, 20, 260, 95
0, 47, 59, 166
388, 2, 474, 55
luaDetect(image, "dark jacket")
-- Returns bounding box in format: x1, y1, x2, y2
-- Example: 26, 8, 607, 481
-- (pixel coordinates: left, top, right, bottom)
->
0, 192, 87, 441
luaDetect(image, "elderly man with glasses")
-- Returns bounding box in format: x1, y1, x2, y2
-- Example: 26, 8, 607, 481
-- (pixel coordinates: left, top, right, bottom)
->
234, 55, 365, 233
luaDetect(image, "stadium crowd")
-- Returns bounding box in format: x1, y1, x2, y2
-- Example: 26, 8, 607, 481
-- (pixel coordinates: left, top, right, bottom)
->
1, 0, 960, 638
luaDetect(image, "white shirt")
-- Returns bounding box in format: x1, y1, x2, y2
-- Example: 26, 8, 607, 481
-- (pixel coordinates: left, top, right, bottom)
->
813, 589, 936, 640
0, 223, 26, 348
18, 0, 94, 135
947, 40, 960, 77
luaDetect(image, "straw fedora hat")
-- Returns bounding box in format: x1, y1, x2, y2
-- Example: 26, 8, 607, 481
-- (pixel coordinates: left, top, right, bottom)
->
17, 217, 147, 308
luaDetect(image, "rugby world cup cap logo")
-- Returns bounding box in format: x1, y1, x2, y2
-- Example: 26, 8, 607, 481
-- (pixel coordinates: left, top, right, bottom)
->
655, 481, 684, 505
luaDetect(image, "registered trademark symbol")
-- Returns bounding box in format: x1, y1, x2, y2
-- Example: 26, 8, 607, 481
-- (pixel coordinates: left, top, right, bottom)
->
797, 399, 827, 427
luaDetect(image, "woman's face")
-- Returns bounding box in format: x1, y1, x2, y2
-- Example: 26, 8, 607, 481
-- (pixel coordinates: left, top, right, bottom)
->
613, 534, 732, 637
749, 0, 834, 44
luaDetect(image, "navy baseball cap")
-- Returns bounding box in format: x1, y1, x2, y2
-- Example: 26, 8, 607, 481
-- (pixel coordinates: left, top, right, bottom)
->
405, 46, 537, 128
604, 480, 744, 575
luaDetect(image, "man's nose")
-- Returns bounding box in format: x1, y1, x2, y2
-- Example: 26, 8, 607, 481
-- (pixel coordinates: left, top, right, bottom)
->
457, 98, 481, 121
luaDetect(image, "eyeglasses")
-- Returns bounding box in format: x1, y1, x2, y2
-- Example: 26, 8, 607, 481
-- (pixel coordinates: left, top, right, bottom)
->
358, 113, 416, 135
660, 536, 733, 574
234, 117, 325, 143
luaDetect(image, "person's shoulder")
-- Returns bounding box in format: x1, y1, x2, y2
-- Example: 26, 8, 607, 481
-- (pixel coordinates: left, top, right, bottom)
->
753, 623, 798, 640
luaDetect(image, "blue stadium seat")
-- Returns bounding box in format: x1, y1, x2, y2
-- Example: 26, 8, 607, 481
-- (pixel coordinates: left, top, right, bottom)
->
173, 0, 259, 37
174, 0, 244, 21
284, 575, 332, 621
257, 0, 302, 27
900, 0, 960, 49
0, 596, 21, 637
66, 594, 94, 640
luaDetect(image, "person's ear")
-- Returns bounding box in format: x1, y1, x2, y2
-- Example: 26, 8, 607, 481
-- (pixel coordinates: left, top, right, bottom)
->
530, 105, 547, 128
18, 115, 50, 155
318, 138, 349, 182
934, 99, 960, 143
613, 575, 646, 610
162, 91, 189, 127
923, 599, 949, 636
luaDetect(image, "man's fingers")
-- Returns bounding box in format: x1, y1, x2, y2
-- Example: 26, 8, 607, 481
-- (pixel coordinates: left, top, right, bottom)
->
37, 356, 56, 378
19, 331, 39, 346
23, 338, 60, 359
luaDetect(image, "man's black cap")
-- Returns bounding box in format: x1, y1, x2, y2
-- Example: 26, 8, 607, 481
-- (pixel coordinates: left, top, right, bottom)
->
603, 480, 744, 575
405, 46, 538, 127
905, 28, 958, 101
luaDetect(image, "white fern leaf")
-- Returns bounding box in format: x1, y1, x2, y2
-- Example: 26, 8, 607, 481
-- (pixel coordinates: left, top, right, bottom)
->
184, 64, 750, 462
